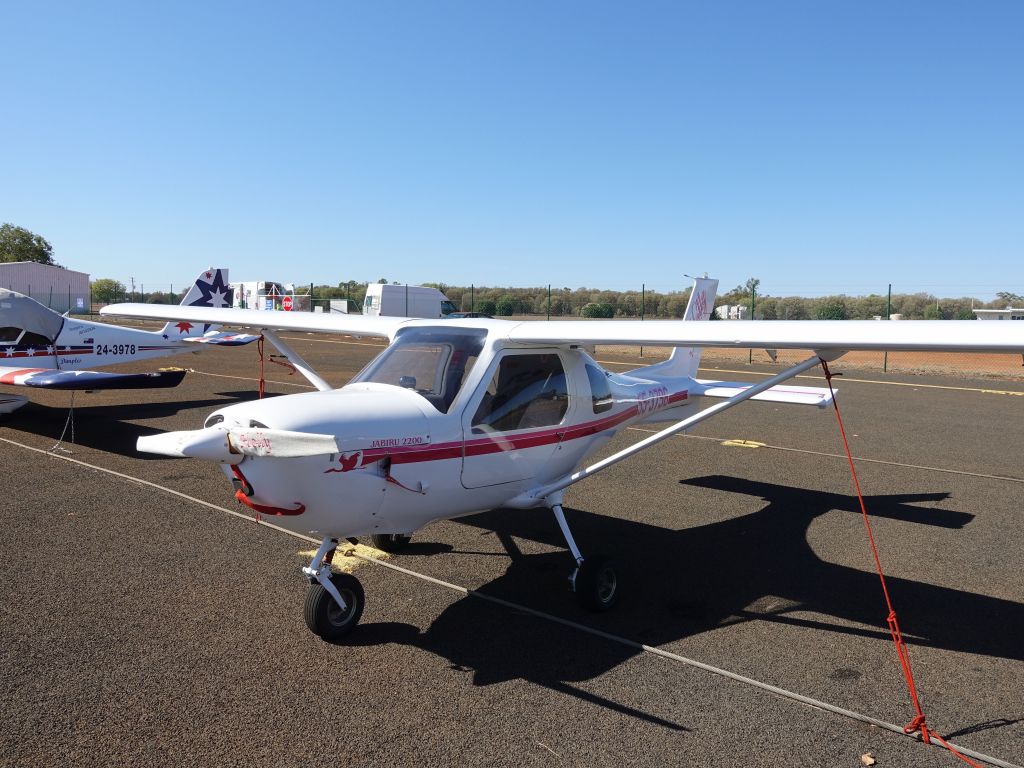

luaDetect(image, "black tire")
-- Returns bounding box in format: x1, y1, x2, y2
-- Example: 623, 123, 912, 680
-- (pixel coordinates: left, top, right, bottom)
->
304, 573, 365, 641
575, 555, 620, 612
370, 533, 412, 552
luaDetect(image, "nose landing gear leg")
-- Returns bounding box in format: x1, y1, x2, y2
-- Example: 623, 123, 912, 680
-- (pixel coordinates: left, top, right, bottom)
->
302, 537, 365, 641
551, 502, 620, 612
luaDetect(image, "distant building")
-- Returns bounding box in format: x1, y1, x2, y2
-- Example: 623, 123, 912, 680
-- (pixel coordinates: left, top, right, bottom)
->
0, 261, 90, 313
973, 308, 1024, 320
714, 304, 748, 320
231, 280, 309, 311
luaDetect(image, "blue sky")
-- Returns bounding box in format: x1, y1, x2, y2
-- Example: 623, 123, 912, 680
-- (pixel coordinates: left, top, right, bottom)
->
2, 1, 1021, 298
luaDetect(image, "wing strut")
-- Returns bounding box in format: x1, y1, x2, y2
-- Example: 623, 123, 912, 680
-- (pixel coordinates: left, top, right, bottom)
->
261, 329, 332, 392
521, 353, 830, 505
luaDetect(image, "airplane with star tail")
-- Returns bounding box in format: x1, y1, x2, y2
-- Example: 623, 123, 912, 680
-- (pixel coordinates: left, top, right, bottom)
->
0, 268, 258, 414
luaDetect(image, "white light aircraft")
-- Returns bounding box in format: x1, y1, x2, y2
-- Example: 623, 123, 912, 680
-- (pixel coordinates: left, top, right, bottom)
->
102, 278, 1024, 641
0, 269, 258, 414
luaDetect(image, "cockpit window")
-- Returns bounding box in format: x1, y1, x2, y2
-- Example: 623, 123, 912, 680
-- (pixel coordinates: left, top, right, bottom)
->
472, 353, 569, 433
0, 327, 22, 343
586, 364, 613, 414
352, 328, 486, 413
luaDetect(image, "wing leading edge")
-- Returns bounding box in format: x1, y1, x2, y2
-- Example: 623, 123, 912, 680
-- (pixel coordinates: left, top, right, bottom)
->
506, 319, 1024, 354
100, 303, 404, 339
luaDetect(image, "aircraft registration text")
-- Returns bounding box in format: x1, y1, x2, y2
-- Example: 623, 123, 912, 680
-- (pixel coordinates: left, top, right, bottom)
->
94, 344, 138, 356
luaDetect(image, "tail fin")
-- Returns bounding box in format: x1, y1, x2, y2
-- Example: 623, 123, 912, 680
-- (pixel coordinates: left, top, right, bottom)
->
632, 277, 718, 379
159, 268, 233, 338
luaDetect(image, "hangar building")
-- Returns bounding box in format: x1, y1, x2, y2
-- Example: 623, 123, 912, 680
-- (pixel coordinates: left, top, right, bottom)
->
0, 262, 90, 314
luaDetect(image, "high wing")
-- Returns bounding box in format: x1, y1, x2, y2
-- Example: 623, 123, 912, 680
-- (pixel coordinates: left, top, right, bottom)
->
0, 366, 187, 390
101, 303, 1024, 355
504, 319, 1024, 353
100, 303, 404, 339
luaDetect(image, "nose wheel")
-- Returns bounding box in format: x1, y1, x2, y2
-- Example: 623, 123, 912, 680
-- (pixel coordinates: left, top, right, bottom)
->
301, 537, 366, 641
304, 572, 365, 641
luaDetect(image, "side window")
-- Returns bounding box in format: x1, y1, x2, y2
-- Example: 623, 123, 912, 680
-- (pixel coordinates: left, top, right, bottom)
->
586, 364, 613, 414
20, 331, 51, 346
0, 327, 22, 343
472, 353, 569, 432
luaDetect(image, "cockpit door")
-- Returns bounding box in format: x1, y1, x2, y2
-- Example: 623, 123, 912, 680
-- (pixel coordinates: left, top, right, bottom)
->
461, 349, 573, 488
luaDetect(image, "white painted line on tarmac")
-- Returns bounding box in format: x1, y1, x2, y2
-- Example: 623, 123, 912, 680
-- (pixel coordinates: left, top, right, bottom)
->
0, 434, 1015, 768
190, 369, 315, 388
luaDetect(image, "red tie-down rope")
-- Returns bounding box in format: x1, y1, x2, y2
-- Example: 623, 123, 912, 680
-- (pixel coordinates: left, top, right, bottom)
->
819, 360, 981, 768
257, 335, 266, 399
256, 334, 298, 399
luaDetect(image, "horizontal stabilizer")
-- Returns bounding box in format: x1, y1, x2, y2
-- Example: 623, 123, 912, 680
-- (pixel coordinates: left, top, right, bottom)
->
183, 331, 261, 346
692, 378, 834, 408
138, 426, 339, 462
1, 367, 187, 390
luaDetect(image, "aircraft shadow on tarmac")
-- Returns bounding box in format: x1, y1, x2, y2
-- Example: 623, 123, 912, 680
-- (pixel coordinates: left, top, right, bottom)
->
0, 390, 264, 458
347, 475, 1022, 730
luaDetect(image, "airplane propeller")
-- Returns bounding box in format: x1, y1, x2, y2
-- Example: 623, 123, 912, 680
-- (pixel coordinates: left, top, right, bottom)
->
137, 426, 340, 463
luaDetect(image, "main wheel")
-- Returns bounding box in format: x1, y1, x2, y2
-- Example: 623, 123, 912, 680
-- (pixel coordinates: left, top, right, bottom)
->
304, 572, 365, 641
575, 555, 620, 612
370, 533, 412, 552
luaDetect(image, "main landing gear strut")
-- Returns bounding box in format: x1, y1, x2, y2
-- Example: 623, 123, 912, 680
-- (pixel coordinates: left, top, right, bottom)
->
551, 502, 620, 611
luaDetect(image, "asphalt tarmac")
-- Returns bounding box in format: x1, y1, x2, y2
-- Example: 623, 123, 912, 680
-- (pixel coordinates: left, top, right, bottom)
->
2, 336, 1023, 767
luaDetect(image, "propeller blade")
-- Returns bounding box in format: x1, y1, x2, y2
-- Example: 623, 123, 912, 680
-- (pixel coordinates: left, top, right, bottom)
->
227, 428, 339, 458
136, 427, 339, 462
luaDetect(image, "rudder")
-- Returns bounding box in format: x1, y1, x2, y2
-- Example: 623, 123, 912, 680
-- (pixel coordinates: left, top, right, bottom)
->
159, 268, 233, 338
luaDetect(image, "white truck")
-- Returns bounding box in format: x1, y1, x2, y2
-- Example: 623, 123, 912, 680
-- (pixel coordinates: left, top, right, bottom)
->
362, 284, 457, 318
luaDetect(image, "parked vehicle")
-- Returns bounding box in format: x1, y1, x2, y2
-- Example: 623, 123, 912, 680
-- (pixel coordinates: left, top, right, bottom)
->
362, 284, 457, 318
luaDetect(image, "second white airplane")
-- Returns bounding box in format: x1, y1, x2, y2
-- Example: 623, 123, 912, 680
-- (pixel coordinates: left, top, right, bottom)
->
0, 268, 257, 413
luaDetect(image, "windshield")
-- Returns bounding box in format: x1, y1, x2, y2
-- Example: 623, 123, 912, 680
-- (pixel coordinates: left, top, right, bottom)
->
352, 328, 486, 412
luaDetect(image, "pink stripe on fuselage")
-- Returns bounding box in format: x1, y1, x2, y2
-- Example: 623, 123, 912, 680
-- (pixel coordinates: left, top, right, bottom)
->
350, 390, 689, 467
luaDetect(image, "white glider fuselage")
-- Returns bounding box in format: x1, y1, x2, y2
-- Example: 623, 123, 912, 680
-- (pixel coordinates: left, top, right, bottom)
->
3, 315, 199, 374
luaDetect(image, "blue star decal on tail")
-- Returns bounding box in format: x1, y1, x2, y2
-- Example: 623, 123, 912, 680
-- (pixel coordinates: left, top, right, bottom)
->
187, 269, 234, 333
188, 269, 233, 309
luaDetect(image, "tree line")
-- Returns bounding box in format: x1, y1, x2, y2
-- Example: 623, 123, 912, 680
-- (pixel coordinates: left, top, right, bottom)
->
311, 279, 1011, 320
85, 276, 1018, 320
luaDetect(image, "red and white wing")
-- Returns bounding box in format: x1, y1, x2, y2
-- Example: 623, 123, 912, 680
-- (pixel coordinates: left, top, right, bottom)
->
0, 365, 187, 390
